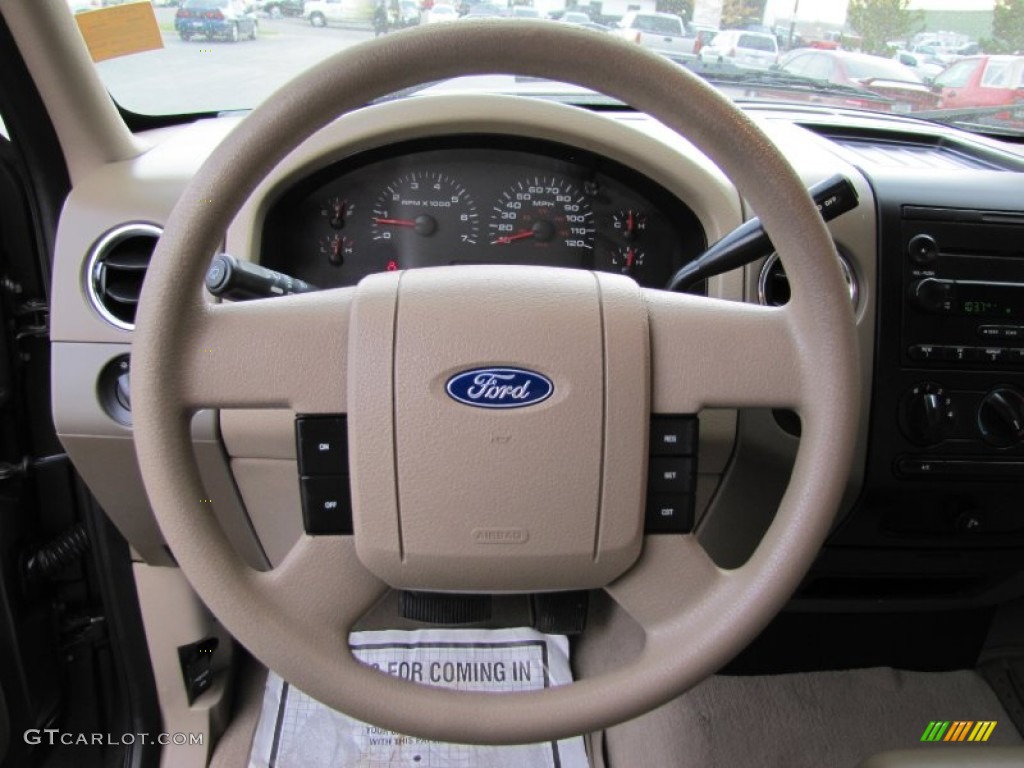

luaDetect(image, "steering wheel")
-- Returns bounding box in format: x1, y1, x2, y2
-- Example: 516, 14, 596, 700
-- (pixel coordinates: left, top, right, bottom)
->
132, 21, 858, 745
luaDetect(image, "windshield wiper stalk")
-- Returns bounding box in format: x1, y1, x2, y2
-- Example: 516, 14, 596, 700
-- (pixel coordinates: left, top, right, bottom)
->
667, 174, 859, 292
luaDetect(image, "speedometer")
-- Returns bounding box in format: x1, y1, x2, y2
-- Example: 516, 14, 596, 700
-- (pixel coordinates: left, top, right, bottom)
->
488, 177, 595, 256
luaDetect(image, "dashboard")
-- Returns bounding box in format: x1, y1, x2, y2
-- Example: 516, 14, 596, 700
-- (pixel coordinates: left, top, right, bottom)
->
260, 136, 707, 290
47, 90, 1024, 612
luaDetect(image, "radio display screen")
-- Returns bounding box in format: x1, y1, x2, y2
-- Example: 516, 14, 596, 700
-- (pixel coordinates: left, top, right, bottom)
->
958, 283, 1024, 319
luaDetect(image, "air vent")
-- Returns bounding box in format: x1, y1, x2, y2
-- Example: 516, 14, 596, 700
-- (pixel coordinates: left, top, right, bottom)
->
757, 251, 858, 308
86, 224, 162, 330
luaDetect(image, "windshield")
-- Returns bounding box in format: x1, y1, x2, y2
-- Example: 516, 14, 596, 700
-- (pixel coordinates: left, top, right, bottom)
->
73, 0, 1024, 136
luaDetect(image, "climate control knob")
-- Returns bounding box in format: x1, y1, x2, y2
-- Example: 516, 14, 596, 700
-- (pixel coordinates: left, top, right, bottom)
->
977, 387, 1024, 448
901, 382, 956, 446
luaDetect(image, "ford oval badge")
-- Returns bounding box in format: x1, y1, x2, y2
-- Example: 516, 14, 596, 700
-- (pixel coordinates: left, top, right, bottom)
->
446, 368, 553, 409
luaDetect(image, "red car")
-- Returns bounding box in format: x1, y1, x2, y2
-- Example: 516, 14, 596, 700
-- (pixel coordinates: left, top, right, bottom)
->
933, 55, 1024, 109
777, 49, 938, 113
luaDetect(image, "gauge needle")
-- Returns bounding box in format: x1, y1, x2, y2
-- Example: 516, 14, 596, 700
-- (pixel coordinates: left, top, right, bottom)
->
627, 211, 634, 235
625, 248, 635, 267
373, 217, 417, 227
492, 230, 534, 245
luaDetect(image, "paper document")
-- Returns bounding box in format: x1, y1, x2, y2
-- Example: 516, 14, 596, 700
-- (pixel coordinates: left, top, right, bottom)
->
249, 627, 589, 768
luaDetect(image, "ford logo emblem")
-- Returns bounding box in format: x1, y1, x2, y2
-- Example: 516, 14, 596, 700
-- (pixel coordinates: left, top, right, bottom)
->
446, 368, 553, 409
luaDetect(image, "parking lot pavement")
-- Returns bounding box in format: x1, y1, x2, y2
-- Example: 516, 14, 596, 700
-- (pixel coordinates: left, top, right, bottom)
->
95, 10, 377, 115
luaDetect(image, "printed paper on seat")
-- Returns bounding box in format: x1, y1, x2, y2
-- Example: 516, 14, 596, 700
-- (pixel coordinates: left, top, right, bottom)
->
249, 627, 589, 768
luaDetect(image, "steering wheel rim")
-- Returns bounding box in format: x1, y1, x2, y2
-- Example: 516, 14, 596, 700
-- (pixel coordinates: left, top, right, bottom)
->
132, 20, 859, 744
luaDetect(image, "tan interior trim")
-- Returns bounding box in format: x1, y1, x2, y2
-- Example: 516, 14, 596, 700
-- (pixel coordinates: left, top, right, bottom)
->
0, 0, 143, 183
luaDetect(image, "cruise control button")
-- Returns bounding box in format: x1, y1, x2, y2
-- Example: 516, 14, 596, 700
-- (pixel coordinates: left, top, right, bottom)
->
650, 417, 697, 456
648, 457, 694, 493
299, 475, 353, 534
645, 494, 693, 533
296, 415, 348, 475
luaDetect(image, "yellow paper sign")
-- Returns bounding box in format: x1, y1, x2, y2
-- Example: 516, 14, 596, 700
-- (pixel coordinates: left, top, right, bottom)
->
74, 2, 165, 64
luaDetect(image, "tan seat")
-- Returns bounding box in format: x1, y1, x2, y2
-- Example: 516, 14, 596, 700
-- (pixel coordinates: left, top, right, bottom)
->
858, 747, 1024, 767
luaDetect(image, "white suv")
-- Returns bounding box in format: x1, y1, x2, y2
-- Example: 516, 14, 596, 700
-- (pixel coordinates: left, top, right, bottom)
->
305, 0, 366, 27
698, 29, 779, 70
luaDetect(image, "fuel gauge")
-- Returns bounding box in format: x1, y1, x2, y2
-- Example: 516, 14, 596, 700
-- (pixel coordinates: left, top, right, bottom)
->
319, 233, 354, 266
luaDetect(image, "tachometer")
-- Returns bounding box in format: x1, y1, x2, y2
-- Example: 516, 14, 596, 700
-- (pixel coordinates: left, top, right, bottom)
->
488, 177, 595, 256
370, 172, 479, 261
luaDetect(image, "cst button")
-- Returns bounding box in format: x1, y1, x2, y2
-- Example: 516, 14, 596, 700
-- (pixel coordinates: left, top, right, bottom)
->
645, 494, 693, 533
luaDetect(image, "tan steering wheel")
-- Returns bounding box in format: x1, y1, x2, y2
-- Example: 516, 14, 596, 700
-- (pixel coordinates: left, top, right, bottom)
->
132, 21, 858, 745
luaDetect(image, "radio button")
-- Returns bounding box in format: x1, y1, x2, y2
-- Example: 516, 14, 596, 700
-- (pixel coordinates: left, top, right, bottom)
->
907, 234, 938, 265
948, 346, 978, 363
980, 347, 1008, 364
978, 325, 1022, 340
908, 344, 942, 361
1010, 349, 1024, 364
909, 278, 955, 314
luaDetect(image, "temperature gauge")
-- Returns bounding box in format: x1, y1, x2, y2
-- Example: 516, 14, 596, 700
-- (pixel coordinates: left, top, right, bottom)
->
321, 197, 355, 229
612, 209, 647, 242
319, 234, 354, 266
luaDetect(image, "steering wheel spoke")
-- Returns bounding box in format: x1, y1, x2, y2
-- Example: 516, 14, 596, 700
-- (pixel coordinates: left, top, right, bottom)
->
177, 290, 353, 411
646, 291, 804, 412
258, 537, 389, 631
605, 536, 724, 632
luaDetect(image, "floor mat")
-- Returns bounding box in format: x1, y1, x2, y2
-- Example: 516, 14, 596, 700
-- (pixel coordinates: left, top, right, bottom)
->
603, 668, 1022, 768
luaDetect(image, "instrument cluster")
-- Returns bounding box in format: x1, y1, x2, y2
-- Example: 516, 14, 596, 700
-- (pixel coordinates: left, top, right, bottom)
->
260, 136, 707, 290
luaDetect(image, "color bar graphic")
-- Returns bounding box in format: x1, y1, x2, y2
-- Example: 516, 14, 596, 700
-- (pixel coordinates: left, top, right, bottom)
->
921, 721, 950, 742
921, 720, 996, 742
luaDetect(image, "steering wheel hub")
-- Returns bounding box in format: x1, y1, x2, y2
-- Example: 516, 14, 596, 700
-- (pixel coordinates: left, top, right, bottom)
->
348, 266, 648, 591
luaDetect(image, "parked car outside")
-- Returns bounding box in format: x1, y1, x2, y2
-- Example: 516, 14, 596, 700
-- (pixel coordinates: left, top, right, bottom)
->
777, 49, 937, 113
174, 0, 258, 41
932, 55, 1024, 110
305, 0, 367, 27
893, 49, 946, 82
424, 2, 457, 22
560, 10, 590, 24
463, 2, 506, 17
611, 11, 704, 63
396, 0, 420, 26
254, 0, 304, 17
698, 29, 779, 70
511, 5, 541, 18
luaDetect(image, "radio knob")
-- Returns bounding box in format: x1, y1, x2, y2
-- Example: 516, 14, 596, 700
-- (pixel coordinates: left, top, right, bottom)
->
907, 234, 938, 265
901, 383, 956, 446
977, 387, 1024, 448
909, 278, 954, 313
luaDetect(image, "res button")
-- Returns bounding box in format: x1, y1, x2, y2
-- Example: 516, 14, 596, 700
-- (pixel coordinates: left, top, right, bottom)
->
650, 417, 697, 456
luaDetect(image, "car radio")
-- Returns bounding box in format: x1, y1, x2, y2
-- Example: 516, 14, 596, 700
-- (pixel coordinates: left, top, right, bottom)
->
896, 206, 1024, 455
